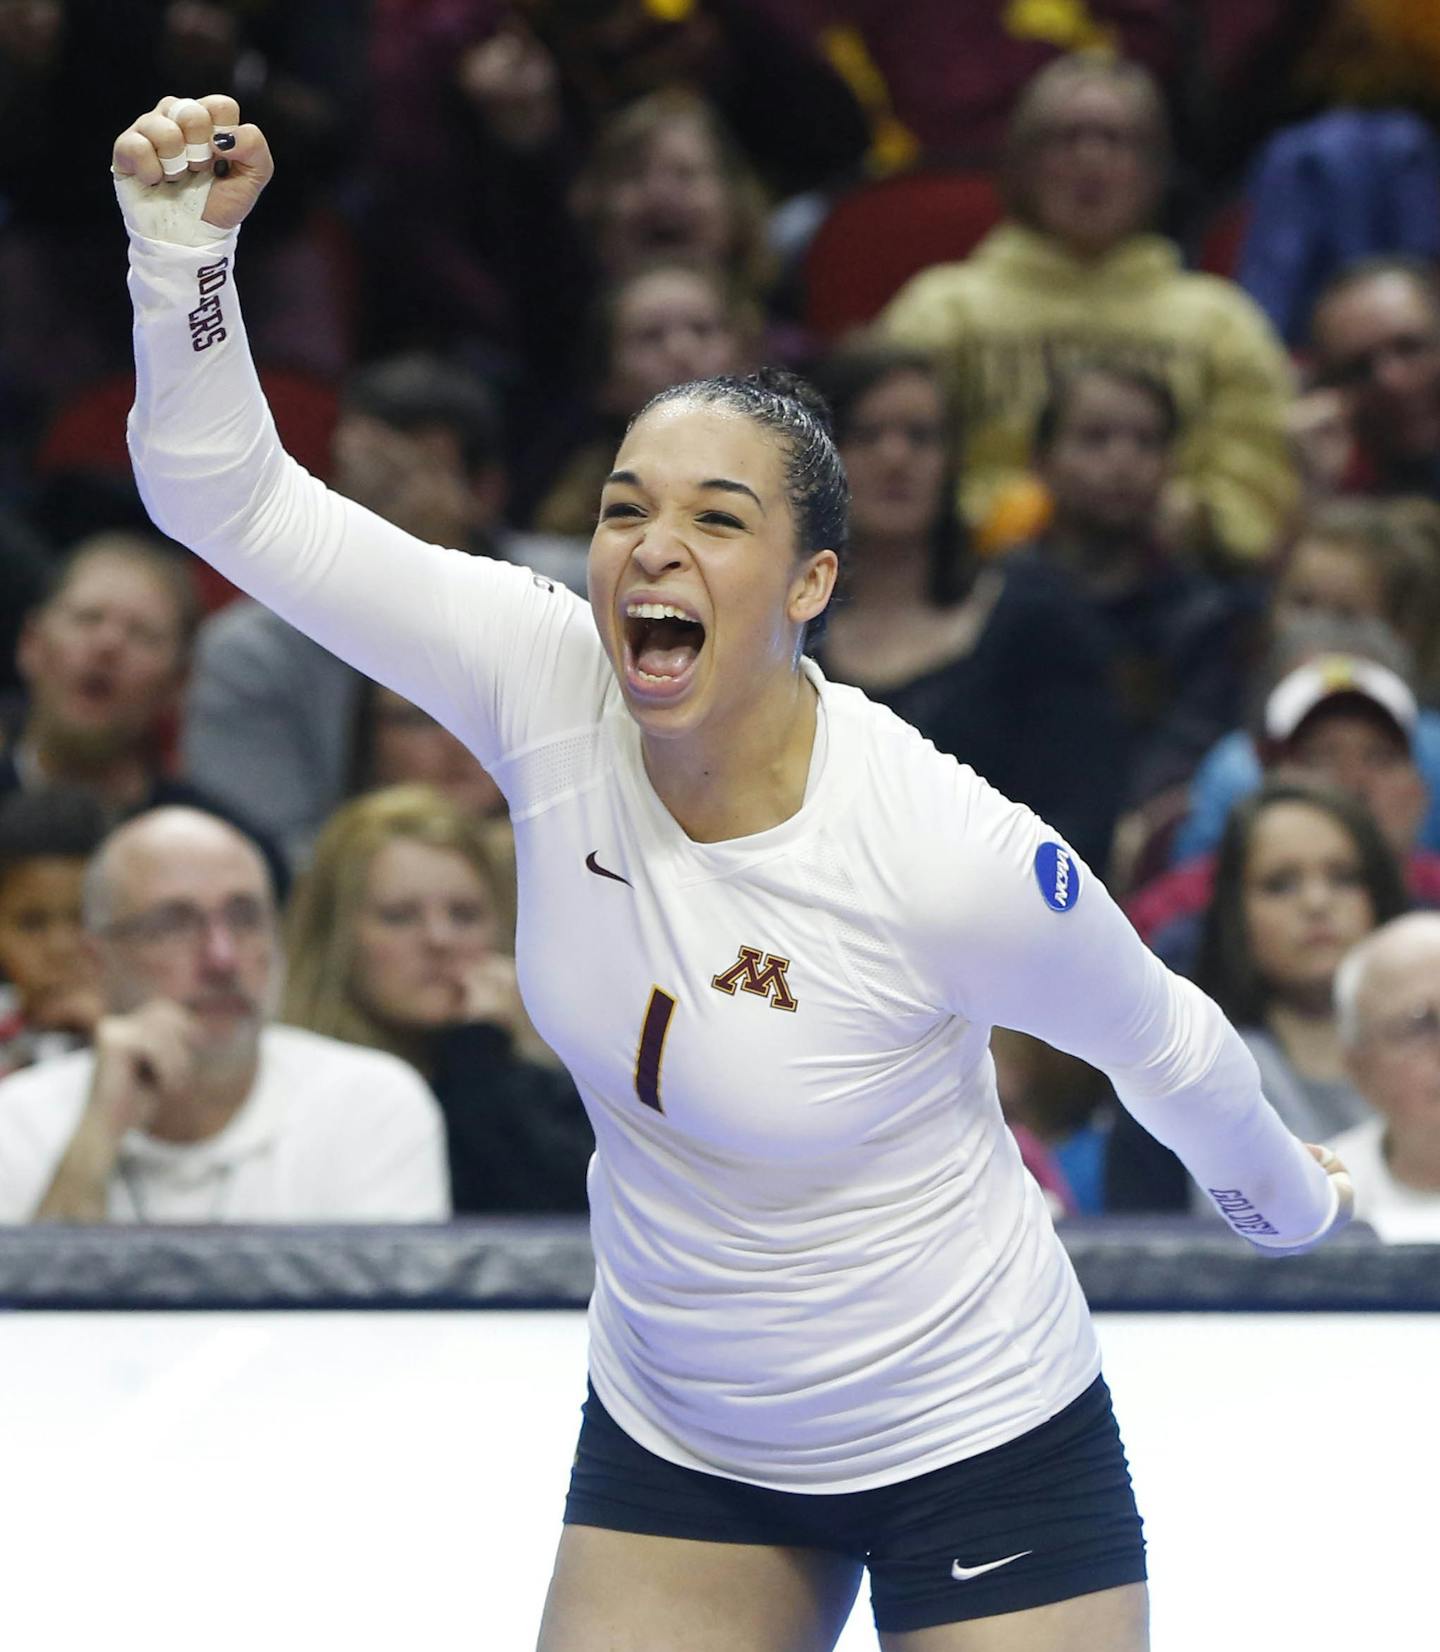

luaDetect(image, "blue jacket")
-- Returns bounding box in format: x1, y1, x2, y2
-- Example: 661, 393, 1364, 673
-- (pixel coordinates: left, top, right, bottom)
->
1237, 109, 1440, 346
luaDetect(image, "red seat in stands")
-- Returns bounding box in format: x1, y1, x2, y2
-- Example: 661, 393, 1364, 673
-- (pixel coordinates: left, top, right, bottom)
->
804, 169, 1004, 341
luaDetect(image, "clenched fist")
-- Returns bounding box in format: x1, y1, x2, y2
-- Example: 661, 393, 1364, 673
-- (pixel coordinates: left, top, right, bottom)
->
112, 94, 272, 247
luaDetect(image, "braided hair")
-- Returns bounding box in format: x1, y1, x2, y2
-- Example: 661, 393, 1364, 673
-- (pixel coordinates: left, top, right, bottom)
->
632, 367, 850, 648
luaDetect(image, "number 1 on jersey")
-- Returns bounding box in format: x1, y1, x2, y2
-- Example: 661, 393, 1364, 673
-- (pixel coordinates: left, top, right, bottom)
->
635, 987, 677, 1112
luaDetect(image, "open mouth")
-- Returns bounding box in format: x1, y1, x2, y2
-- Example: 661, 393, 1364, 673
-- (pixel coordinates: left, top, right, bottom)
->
622, 600, 707, 700
639, 215, 695, 250
73, 670, 116, 707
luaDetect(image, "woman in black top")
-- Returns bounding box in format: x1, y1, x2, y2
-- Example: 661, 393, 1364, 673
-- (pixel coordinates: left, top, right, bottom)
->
811, 339, 1127, 870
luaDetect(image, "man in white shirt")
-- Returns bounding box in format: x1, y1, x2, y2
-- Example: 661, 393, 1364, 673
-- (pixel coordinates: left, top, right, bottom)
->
0, 806, 449, 1223
1331, 912, 1440, 1241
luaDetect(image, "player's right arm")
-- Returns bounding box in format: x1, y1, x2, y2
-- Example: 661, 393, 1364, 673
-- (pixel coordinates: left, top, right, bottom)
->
112, 97, 590, 771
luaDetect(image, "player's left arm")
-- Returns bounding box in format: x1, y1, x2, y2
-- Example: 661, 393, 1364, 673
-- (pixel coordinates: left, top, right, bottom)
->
920, 772, 1350, 1252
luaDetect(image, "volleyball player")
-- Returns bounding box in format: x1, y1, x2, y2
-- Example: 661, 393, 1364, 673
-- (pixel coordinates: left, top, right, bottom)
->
111, 97, 1352, 1651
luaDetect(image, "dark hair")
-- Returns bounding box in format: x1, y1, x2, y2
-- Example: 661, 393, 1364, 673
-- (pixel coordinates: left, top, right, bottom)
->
341, 353, 503, 477
807, 338, 971, 606
1195, 778, 1409, 1026
41, 532, 202, 657
0, 787, 109, 884
634, 367, 850, 648
1033, 362, 1180, 456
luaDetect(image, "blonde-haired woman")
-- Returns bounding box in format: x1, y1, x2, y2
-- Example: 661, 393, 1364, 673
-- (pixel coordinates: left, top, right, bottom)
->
284, 786, 590, 1213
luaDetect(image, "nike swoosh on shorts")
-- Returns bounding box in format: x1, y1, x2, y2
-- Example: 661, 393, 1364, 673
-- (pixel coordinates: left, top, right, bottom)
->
950, 1550, 1033, 1582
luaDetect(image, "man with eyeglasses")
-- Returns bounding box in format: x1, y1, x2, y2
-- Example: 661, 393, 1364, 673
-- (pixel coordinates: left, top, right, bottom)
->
1309, 258, 1440, 503
0, 807, 449, 1223
1330, 912, 1440, 1241
881, 52, 1297, 568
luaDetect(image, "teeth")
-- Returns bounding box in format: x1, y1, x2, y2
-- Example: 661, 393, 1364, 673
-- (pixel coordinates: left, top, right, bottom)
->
625, 602, 697, 623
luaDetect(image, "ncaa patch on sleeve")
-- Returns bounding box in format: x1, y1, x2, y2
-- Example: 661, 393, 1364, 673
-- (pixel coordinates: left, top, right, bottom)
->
1033, 842, 1080, 913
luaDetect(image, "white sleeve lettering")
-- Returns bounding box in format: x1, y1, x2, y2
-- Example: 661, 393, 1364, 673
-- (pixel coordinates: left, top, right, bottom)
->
124, 227, 604, 768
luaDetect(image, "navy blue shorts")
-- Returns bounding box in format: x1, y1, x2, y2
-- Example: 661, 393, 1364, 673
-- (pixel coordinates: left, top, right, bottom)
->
563, 1375, 1146, 1633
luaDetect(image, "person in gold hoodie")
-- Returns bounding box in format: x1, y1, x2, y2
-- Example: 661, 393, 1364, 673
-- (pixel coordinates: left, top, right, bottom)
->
880, 53, 1297, 569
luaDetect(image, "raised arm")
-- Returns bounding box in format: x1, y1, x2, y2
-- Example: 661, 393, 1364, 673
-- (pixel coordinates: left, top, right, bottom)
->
112, 96, 595, 769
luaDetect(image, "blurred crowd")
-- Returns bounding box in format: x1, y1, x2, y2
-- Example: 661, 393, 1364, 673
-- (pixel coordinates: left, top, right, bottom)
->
2, 0, 1440, 1238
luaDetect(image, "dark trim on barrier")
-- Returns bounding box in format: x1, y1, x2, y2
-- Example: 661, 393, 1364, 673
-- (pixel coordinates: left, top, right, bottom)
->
0, 1217, 1436, 1312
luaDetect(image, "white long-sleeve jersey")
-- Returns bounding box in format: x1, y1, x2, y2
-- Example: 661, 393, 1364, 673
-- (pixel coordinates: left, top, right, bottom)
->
123, 222, 1336, 1493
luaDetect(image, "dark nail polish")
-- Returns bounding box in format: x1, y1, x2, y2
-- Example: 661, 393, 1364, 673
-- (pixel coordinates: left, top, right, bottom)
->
213, 131, 236, 151
213, 157, 230, 179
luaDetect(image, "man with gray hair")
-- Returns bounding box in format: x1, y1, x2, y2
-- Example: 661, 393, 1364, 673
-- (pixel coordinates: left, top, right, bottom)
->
0, 806, 449, 1223
1331, 912, 1440, 1241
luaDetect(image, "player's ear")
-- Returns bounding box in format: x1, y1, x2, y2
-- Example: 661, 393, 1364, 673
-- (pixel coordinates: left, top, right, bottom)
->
788, 549, 838, 629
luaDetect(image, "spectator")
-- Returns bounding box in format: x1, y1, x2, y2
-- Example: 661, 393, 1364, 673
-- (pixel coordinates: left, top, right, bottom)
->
505, 88, 794, 410
1172, 529, 1440, 867
364, 6, 865, 376
570, 90, 776, 297
1331, 912, 1440, 1240
350, 680, 518, 941
880, 52, 1298, 566
991, 1027, 1112, 1216
181, 353, 580, 869
767, 0, 1180, 168
0, 787, 107, 1078
2, 532, 287, 891
1108, 778, 1406, 1213
1025, 362, 1257, 803
1309, 256, 1440, 504
1233, 110, 1440, 348
0, 0, 361, 415
358, 684, 508, 826
810, 337, 1125, 869
1130, 650, 1440, 973
524, 257, 759, 534
0, 807, 449, 1223
283, 786, 590, 1214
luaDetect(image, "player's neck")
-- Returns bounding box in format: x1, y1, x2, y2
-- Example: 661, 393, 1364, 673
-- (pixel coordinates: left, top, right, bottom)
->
641, 672, 818, 844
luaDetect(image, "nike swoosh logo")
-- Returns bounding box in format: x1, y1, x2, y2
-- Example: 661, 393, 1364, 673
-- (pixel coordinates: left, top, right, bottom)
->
950, 1551, 1033, 1582
585, 851, 631, 887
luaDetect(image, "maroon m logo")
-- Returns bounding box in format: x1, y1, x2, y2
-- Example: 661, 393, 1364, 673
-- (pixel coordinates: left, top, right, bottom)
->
710, 946, 798, 1012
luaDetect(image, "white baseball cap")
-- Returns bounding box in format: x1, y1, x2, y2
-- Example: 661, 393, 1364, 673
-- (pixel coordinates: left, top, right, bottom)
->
1264, 654, 1418, 747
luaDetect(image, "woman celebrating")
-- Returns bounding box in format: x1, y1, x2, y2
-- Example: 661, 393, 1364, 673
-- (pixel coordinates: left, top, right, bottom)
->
284, 785, 590, 1214
1107, 779, 1406, 1213
112, 97, 1349, 1652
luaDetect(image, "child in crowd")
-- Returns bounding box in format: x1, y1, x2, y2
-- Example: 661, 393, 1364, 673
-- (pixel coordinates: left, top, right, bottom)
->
0, 788, 108, 1079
